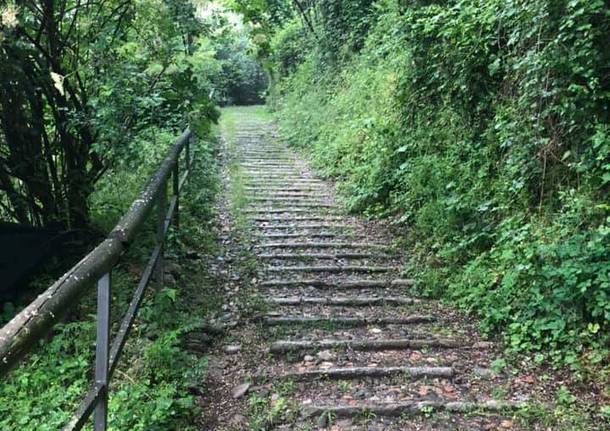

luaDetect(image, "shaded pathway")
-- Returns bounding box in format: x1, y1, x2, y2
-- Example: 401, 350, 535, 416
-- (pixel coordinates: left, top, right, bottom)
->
199, 107, 540, 430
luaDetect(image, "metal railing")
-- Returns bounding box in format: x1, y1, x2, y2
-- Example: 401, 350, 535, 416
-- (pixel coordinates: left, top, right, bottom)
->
0, 127, 196, 430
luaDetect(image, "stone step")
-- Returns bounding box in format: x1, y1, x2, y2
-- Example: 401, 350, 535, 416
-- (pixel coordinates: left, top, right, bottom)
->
260, 233, 340, 240
269, 338, 472, 354
260, 279, 414, 289
266, 265, 395, 274
266, 296, 420, 306
275, 366, 454, 381
244, 180, 324, 185
243, 187, 326, 193
257, 252, 385, 260
302, 400, 525, 419
243, 192, 329, 198
256, 223, 351, 230
250, 197, 333, 204
244, 209, 337, 214
252, 218, 345, 225
257, 242, 389, 250
244, 175, 318, 180
262, 315, 435, 326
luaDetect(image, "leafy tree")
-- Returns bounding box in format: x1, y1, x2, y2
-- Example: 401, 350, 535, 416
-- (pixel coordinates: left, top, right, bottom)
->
0, 0, 214, 228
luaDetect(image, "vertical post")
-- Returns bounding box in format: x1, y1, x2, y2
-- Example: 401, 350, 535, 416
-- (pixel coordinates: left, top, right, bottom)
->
94, 272, 111, 431
155, 181, 167, 284
173, 160, 179, 228
185, 136, 191, 173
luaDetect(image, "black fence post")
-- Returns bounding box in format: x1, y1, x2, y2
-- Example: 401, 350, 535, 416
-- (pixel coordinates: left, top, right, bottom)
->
94, 272, 111, 431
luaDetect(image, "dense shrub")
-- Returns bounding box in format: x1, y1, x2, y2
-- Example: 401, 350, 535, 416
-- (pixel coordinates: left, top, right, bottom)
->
270, 0, 610, 365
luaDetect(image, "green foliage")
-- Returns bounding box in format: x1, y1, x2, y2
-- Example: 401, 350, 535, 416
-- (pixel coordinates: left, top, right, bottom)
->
0, 133, 221, 429
0, 0, 221, 228
269, 0, 610, 370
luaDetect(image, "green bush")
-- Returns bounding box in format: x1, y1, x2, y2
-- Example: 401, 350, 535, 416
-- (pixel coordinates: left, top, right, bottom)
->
270, 0, 610, 366
0, 135, 220, 430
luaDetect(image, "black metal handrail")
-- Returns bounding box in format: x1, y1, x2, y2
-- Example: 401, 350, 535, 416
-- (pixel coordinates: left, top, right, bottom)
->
0, 125, 196, 430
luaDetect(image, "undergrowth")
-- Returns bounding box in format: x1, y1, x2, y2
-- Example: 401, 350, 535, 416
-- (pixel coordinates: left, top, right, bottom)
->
262, 3, 610, 423
271, 0, 610, 372
0, 128, 221, 430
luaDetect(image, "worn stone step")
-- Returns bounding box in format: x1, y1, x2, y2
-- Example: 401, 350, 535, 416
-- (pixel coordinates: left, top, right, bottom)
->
252, 218, 346, 226
243, 187, 326, 193
257, 252, 385, 260
244, 192, 329, 198
244, 183, 326, 189
260, 233, 340, 240
240, 165, 300, 169
250, 197, 333, 204
276, 366, 454, 381
263, 315, 435, 326
244, 180, 324, 185
245, 209, 339, 215
244, 175, 317, 180
266, 265, 395, 274
242, 171, 303, 176
256, 223, 351, 230
245, 209, 330, 214
249, 203, 337, 209
240, 164, 298, 168
240, 157, 293, 161
302, 400, 525, 418
248, 199, 335, 205
257, 242, 389, 250
269, 338, 470, 353
251, 217, 345, 224
260, 279, 414, 289
266, 296, 420, 306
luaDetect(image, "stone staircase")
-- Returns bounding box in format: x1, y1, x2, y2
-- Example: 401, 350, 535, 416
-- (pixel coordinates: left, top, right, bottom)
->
225, 113, 525, 430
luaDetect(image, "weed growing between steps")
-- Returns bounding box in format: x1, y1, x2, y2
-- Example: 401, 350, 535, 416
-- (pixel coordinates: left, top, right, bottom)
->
0, 136, 222, 430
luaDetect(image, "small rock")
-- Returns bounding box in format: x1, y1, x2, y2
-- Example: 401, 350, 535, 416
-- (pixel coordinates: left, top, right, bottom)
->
303, 355, 315, 362
354, 389, 369, 400
164, 273, 177, 285
232, 382, 250, 399
473, 341, 494, 349
473, 367, 496, 378
317, 350, 333, 361
224, 344, 241, 354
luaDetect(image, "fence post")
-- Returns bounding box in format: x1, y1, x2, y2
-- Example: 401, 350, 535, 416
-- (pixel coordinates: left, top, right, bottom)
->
173, 160, 179, 228
94, 272, 111, 431
185, 136, 191, 173
155, 182, 166, 284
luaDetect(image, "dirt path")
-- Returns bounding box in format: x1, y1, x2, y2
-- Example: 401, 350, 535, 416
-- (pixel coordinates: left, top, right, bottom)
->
196, 107, 551, 430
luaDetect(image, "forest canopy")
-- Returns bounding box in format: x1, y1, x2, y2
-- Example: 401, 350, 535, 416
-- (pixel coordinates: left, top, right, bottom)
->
0, 0, 265, 229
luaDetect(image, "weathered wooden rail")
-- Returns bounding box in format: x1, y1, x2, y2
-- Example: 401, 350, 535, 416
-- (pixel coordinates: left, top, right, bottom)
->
0, 127, 196, 430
